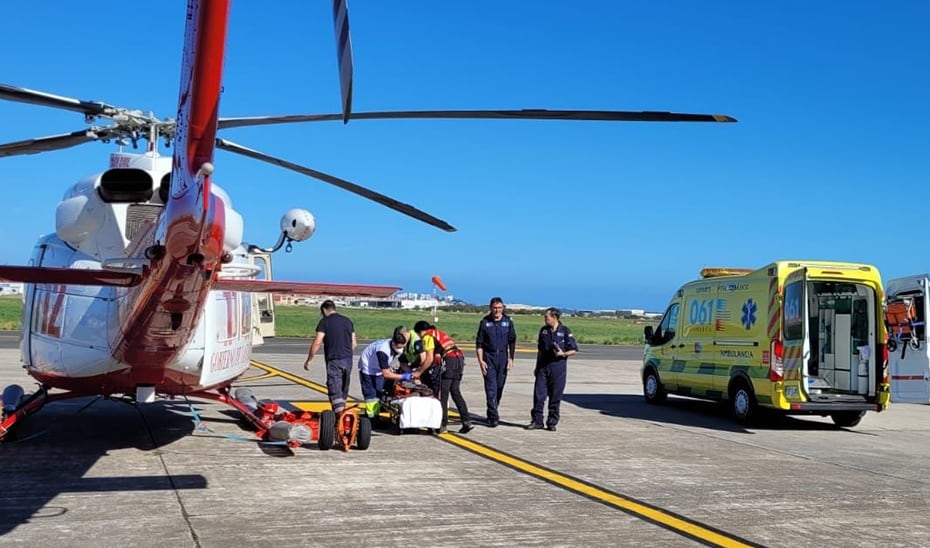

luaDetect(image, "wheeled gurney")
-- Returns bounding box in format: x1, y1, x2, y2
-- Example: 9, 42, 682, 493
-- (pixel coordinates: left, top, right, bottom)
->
378, 380, 442, 434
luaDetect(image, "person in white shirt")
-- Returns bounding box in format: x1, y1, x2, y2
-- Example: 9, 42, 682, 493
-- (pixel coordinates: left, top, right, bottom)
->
357, 330, 409, 417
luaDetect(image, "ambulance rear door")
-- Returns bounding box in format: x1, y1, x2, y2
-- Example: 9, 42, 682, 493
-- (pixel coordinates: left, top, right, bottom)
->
783, 268, 811, 397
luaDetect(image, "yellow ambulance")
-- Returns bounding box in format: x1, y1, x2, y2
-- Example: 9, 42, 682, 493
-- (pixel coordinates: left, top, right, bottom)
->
642, 261, 891, 427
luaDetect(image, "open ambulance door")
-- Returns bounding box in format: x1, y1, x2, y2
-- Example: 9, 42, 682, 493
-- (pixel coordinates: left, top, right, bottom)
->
783, 268, 811, 396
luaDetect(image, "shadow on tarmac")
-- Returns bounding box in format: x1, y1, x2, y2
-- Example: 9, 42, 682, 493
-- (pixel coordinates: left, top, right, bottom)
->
0, 397, 206, 536
564, 393, 850, 433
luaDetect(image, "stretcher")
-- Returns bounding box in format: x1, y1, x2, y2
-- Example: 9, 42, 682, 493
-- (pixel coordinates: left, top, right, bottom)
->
379, 380, 442, 433
886, 297, 924, 357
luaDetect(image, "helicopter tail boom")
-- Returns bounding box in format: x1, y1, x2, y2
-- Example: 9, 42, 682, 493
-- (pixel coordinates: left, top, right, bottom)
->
114, 0, 231, 369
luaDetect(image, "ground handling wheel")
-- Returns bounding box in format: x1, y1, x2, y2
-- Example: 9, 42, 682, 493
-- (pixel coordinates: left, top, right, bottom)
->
317, 410, 335, 450
356, 415, 372, 450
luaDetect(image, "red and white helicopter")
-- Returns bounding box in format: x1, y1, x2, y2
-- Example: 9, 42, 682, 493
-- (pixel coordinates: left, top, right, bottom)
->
0, 0, 735, 445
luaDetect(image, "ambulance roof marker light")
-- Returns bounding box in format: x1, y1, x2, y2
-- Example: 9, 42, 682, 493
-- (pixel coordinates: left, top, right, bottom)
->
700, 267, 753, 279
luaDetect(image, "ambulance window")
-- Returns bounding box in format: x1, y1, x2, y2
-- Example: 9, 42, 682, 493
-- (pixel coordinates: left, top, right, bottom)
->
784, 281, 803, 340
657, 303, 680, 344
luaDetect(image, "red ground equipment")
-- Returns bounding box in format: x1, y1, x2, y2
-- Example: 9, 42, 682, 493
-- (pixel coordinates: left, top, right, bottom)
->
221, 387, 371, 451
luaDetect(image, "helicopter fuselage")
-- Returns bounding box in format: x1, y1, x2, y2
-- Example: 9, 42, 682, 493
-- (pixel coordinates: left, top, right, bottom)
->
21, 151, 254, 397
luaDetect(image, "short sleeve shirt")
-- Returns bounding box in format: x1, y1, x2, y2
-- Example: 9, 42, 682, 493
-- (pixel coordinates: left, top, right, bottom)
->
315, 312, 354, 362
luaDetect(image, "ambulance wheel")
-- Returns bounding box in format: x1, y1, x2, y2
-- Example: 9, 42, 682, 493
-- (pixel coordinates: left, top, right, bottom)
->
729, 379, 757, 424
318, 410, 335, 450
643, 367, 667, 404
356, 415, 372, 450
831, 411, 865, 428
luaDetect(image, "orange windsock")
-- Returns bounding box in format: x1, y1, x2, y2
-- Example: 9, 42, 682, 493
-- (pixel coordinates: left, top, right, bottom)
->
431, 275, 447, 291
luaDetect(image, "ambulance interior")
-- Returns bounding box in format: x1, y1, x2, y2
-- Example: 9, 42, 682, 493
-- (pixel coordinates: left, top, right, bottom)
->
805, 281, 877, 399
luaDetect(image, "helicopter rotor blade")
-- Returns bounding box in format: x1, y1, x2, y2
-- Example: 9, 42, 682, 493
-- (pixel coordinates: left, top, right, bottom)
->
0, 83, 115, 118
215, 138, 456, 232
332, 0, 354, 124
0, 129, 102, 158
218, 108, 736, 130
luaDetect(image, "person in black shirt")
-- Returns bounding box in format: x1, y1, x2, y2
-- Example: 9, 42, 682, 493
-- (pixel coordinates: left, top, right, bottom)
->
526, 307, 577, 432
304, 300, 356, 414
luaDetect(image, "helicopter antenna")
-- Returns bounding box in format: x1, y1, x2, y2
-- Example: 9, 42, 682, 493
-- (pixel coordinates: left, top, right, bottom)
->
147, 121, 158, 153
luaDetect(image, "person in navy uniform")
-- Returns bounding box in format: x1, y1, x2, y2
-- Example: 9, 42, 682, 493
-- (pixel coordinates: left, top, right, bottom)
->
475, 297, 517, 427
526, 307, 577, 431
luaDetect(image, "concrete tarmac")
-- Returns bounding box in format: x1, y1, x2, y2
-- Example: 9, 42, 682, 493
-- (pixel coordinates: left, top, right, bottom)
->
1, 337, 929, 547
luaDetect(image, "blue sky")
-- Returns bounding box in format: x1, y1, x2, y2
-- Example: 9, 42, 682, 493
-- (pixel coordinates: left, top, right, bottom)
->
1, 2, 927, 311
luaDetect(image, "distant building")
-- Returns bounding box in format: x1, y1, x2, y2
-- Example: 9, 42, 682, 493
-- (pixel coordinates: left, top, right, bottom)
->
355, 292, 456, 310
350, 299, 402, 309
505, 303, 546, 311
272, 290, 456, 310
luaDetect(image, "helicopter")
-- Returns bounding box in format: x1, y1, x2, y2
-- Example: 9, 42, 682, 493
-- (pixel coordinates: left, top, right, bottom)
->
0, 0, 735, 445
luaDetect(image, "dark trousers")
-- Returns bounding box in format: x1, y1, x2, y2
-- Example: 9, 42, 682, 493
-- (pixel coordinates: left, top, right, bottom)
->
422, 365, 441, 396
325, 358, 353, 413
439, 354, 469, 428
483, 351, 508, 423
531, 361, 567, 427
358, 372, 384, 401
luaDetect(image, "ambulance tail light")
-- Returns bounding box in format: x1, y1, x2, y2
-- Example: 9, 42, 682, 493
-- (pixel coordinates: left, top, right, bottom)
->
769, 339, 784, 382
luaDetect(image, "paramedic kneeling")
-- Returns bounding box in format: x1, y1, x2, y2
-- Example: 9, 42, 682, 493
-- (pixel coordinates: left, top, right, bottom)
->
527, 307, 577, 432
357, 333, 407, 418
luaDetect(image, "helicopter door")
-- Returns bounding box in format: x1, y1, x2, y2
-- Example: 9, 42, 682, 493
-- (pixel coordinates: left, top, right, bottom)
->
250, 251, 275, 338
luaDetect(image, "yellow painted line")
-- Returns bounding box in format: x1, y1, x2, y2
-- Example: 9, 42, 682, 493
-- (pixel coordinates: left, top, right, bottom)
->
250, 360, 331, 393
249, 359, 756, 547
290, 401, 337, 413
249, 360, 361, 409
238, 372, 277, 383
439, 434, 758, 548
